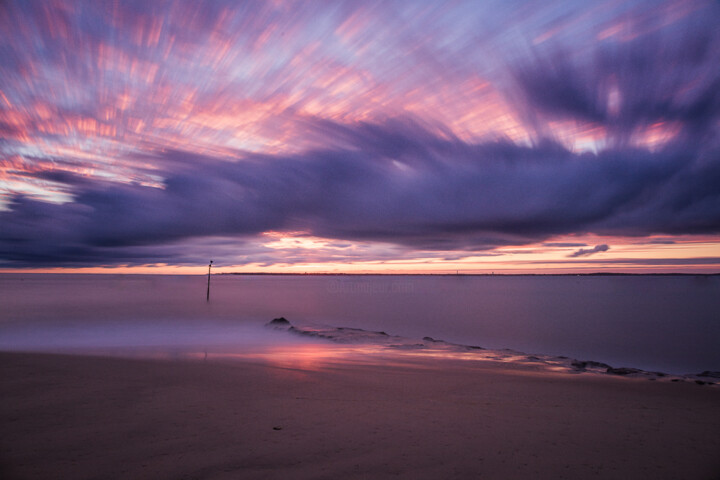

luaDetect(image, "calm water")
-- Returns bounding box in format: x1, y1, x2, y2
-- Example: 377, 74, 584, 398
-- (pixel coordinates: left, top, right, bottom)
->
0, 273, 718, 374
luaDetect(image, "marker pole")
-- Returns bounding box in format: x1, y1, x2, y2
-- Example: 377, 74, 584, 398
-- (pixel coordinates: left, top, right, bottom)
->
206, 260, 213, 302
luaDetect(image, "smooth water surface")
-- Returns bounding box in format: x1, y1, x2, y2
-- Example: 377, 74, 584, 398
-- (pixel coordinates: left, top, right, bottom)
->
0, 273, 718, 374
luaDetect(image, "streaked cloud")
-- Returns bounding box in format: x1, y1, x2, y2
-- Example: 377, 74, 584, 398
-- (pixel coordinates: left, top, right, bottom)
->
568, 244, 610, 258
0, 0, 718, 271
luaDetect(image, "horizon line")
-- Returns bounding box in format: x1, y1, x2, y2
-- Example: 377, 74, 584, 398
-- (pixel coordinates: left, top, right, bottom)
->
1, 271, 718, 277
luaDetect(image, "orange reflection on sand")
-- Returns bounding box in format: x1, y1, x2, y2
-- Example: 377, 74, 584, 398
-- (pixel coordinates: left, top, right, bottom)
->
206, 344, 383, 371
198, 342, 574, 374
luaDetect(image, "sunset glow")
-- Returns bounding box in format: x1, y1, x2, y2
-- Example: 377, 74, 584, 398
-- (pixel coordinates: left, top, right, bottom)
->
1, 0, 719, 273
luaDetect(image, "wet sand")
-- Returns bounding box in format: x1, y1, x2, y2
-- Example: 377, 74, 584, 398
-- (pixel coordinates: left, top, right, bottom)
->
1, 351, 719, 479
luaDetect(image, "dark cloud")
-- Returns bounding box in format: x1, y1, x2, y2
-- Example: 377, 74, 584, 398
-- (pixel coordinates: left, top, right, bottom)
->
512, 3, 720, 146
568, 244, 610, 258
1, 111, 718, 268
635, 239, 676, 245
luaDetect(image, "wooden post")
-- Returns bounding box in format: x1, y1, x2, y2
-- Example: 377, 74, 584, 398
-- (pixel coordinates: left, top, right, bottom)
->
206, 260, 213, 302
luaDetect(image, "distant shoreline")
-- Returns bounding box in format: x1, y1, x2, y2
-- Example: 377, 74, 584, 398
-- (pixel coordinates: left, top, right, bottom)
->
1, 271, 719, 277
219, 272, 720, 277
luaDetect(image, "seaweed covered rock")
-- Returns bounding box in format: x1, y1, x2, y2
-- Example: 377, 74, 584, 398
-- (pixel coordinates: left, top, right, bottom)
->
266, 317, 292, 329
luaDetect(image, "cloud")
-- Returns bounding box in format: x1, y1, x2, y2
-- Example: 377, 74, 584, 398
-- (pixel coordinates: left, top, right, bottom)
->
568, 244, 610, 258
511, 4, 720, 146
1, 1, 719, 268
542, 242, 588, 248
1, 110, 718, 268
635, 239, 676, 245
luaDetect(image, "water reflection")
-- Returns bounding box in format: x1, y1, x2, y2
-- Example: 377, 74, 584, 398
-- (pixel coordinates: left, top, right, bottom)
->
125, 341, 577, 374
1, 274, 718, 374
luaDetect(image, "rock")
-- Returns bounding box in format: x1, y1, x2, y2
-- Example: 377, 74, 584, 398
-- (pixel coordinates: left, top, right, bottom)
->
288, 326, 324, 338
697, 371, 720, 378
266, 317, 291, 328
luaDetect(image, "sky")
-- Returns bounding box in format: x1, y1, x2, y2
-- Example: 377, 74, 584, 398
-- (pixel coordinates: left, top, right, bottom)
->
1, 0, 719, 274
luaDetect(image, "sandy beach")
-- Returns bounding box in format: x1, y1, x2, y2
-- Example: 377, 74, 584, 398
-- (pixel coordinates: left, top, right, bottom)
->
2, 350, 719, 480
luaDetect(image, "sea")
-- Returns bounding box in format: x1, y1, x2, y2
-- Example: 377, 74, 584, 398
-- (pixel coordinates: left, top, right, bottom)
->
0, 273, 718, 375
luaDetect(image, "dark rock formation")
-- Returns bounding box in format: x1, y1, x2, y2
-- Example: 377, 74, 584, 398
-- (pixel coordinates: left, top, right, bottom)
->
266, 317, 292, 329
287, 326, 328, 339
263, 319, 692, 383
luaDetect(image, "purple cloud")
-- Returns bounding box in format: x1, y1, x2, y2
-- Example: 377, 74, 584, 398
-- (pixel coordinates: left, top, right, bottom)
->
512, 5, 720, 146
1, 113, 718, 268
1, 0, 719, 268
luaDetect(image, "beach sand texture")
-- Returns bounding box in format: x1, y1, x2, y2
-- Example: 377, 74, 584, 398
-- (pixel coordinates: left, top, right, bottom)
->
2, 351, 719, 479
